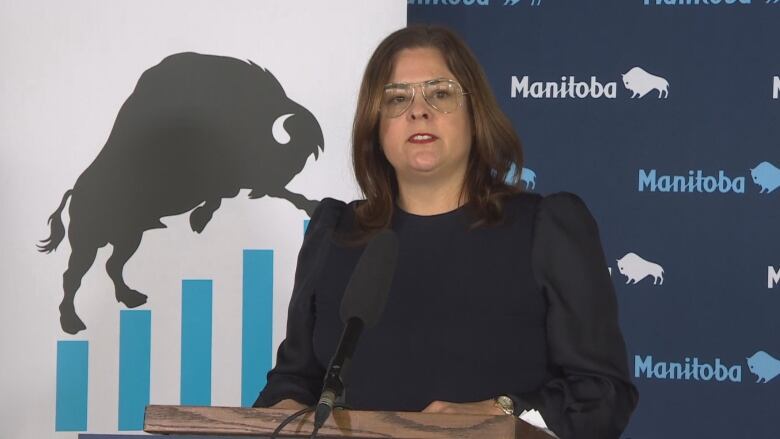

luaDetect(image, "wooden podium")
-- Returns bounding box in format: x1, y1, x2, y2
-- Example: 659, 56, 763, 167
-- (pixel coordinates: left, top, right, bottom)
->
144, 405, 554, 439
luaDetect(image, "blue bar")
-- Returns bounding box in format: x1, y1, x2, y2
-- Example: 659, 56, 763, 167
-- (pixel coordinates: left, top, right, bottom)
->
56, 341, 88, 431
118, 310, 151, 430
241, 249, 273, 407
181, 279, 213, 406
304, 219, 310, 234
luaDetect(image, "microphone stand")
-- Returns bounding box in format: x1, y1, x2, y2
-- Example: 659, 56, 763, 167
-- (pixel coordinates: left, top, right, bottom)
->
313, 317, 365, 434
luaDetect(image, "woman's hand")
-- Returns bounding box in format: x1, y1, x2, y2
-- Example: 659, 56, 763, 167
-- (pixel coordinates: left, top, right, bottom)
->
270, 399, 308, 410
422, 399, 506, 415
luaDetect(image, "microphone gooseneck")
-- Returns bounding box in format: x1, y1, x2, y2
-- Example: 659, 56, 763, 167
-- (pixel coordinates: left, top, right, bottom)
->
312, 230, 398, 433
314, 317, 364, 429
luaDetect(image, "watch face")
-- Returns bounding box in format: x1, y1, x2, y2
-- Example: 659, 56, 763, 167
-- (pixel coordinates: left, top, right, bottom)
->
497, 395, 514, 414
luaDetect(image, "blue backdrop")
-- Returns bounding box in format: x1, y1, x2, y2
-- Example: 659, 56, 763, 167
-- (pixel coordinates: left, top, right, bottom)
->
409, 1, 780, 438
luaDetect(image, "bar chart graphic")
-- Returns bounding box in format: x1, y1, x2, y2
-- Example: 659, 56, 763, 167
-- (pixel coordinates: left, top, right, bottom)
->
118, 310, 151, 430
241, 249, 274, 408
55, 341, 89, 431
53, 226, 301, 431
181, 279, 213, 406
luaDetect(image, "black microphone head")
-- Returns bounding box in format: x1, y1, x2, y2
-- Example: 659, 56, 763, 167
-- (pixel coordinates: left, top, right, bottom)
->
340, 229, 398, 328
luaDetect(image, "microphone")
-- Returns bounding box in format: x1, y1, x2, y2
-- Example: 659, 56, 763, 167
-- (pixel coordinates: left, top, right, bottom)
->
313, 229, 398, 432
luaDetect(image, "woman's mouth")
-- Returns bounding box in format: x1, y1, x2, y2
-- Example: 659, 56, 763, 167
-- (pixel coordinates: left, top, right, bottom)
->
407, 133, 439, 144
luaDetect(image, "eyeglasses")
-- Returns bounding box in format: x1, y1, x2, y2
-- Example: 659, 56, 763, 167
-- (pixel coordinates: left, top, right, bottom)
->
381, 78, 469, 118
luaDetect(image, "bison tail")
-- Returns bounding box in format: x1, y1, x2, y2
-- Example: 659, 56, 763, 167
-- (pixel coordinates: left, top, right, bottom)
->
37, 189, 73, 253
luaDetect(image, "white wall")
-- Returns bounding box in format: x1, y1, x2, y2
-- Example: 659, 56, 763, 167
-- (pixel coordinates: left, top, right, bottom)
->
0, 1, 406, 437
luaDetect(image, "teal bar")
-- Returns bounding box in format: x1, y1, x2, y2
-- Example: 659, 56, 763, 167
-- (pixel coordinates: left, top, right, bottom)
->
118, 310, 151, 430
181, 279, 213, 406
241, 249, 273, 407
304, 219, 310, 234
55, 340, 88, 431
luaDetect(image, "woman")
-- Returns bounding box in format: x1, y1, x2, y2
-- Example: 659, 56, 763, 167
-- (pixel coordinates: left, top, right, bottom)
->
254, 25, 638, 439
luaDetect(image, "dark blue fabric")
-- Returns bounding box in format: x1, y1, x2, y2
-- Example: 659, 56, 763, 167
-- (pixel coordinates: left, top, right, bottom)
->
255, 193, 637, 439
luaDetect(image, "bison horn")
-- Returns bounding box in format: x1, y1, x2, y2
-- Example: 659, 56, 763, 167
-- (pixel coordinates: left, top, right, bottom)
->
273, 113, 294, 145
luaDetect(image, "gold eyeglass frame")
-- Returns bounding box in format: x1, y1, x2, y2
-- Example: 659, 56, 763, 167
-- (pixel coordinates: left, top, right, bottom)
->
381, 78, 470, 118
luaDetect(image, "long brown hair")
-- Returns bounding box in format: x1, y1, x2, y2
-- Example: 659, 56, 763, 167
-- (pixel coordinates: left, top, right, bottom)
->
352, 25, 523, 236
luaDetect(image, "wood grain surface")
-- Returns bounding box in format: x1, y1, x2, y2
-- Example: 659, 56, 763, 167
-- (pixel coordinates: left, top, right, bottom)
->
144, 405, 554, 439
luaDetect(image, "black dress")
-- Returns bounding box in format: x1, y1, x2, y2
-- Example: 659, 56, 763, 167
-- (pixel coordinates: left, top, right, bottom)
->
254, 192, 639, 439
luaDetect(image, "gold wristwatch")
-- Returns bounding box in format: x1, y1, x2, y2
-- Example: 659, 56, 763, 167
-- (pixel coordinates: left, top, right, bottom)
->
494, 395, 514, 416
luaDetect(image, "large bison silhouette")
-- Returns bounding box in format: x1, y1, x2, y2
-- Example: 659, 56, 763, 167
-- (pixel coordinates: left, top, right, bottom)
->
39, 52, 324, 334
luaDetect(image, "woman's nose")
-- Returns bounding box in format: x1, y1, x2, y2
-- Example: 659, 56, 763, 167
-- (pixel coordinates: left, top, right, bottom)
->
407, 91, 430, 120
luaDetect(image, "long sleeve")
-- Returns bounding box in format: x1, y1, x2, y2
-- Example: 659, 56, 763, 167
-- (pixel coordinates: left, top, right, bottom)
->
518, 192, 639, 439
253, 198, 346, 407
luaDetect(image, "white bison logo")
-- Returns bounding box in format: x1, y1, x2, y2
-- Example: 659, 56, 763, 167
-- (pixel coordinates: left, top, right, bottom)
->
616, 252, 664, 285
622, 67, 669, 99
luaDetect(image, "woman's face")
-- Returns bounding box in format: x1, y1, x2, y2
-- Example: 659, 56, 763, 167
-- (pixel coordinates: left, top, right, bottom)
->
379, 47, 472, 186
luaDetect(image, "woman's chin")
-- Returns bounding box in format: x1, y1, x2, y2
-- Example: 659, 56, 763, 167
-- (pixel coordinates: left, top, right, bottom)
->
408, 162, 440, 174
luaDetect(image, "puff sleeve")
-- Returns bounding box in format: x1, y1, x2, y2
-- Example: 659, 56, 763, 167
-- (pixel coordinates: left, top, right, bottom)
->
253, 198, 346, 407
515, 192, 638, 439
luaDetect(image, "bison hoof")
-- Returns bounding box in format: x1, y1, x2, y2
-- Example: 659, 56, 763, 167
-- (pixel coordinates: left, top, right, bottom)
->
190, 207, 213, 233
117, 289, 148, 308
60, 312, 87, 335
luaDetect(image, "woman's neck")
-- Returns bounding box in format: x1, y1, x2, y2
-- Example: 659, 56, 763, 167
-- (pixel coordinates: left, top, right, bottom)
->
396, 174, 468, 216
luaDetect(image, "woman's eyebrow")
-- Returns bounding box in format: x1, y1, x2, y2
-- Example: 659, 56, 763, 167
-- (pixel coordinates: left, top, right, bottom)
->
385, 77, 450, 87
